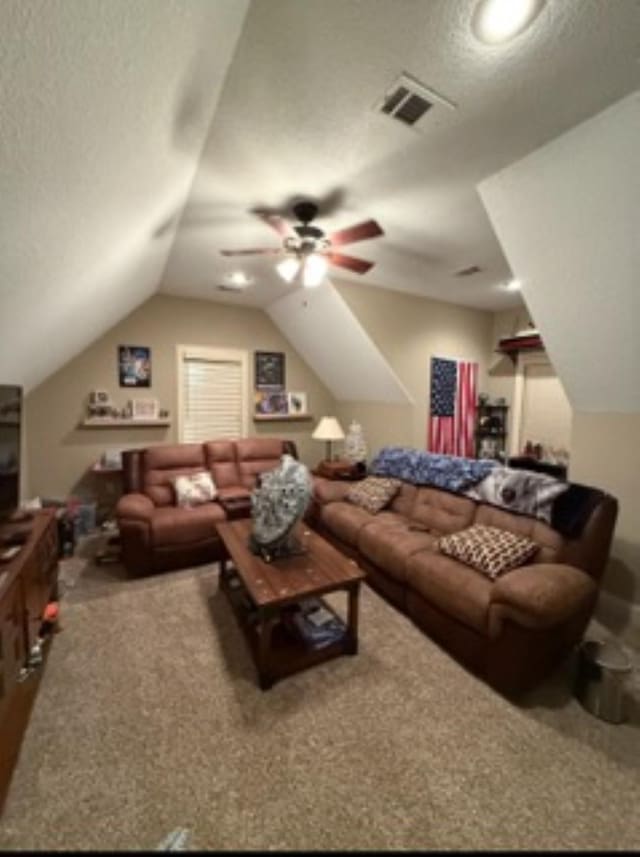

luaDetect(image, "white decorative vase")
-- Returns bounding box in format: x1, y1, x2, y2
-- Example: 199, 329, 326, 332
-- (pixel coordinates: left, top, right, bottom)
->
344, 420, 367, 463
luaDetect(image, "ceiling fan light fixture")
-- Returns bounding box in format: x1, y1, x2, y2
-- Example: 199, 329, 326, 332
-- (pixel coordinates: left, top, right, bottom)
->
303, 253, 328, 288
276, 257, 301, 283
227, 270, 252, 287
471, 0, 545, 45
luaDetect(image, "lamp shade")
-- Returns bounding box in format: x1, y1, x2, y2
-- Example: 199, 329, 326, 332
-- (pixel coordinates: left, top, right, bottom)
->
312, 416, 345, 442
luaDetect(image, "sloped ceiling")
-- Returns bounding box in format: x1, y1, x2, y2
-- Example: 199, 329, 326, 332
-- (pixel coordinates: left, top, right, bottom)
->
267, 283, 413, 404
479, 90, 640, 413
160, 0, 640, 316
0, 0, 250, 393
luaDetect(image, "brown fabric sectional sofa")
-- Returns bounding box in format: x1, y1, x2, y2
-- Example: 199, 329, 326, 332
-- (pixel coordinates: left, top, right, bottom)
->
307, 477, 618, 696
116, 438, 296, 576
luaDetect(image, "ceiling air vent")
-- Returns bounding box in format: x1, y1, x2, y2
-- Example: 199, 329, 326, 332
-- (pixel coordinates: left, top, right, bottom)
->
454, 265, 482, 277
376, 72, 456, 129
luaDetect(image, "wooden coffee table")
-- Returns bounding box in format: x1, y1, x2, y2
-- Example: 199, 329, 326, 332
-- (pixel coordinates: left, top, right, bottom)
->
216, 518, 365, 690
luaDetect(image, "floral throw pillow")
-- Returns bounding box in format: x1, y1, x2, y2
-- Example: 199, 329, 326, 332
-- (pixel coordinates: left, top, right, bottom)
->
173, 472, 217, 508
437, 524, 539, 580
345, 476, 402, 514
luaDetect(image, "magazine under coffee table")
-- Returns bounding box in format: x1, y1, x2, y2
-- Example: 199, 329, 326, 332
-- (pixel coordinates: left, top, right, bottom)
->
216, 518, 365, 690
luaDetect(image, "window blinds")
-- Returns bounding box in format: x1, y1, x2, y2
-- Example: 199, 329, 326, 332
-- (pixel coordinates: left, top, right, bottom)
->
180, 356, 244, 442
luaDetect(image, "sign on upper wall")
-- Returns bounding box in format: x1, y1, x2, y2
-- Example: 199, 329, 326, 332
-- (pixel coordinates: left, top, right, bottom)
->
119, 346, 151, 388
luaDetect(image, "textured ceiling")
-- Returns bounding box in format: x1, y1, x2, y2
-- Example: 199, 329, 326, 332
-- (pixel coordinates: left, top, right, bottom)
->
2, 0, 639, 394
0, 0, 250, 392
160, 0, 640, 312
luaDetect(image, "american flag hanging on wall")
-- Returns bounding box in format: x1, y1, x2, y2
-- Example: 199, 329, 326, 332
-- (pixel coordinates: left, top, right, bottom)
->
428, 356, 478, 457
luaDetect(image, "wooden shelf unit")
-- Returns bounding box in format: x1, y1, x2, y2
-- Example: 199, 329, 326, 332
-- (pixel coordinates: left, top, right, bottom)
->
476, 402, 509, 460
496, 333, 543, 363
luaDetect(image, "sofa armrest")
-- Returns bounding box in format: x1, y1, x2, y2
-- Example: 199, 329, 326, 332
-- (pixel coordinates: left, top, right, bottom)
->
487, 563, 597, 638
116, 493, 155, 522
312, 477, 353, 505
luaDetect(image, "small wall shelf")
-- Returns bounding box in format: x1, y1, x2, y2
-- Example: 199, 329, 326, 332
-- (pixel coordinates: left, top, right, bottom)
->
253, 414, 314, 423
496, 333, 543, 363
79, 418, 171, 428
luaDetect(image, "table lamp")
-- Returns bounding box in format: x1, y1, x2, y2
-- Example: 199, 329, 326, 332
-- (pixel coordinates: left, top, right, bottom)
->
312, 416, 345, 462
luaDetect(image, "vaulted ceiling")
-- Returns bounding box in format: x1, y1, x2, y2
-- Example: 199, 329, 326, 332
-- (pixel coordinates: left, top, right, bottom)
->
1, 0, 639, 393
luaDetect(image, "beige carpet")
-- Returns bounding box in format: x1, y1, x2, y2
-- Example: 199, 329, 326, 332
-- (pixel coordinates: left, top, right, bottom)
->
0, 548, 638, 851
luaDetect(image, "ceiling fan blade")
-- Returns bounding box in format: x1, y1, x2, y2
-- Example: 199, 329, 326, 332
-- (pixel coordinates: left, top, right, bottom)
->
252, 210, 293, 238
328, 219, 384, 246
219, 247, 282, 257
327, 251, 374, 274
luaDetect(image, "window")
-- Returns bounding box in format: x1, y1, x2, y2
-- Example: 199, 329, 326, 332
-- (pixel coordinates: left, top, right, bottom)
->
177, 346, 248, 443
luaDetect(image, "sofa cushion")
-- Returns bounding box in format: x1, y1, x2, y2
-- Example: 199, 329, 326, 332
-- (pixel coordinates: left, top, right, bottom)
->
150, 504, 226, 547
406, 551, 492, 633
319, 501, 374, 547
235, 438, 285, 489
474, 504, 563, 564
143, 444, 207, 507
388, 482, 419, 518
359, 522, 439, 583
437, 524, 539, 580
345, 476, 402, 514
173, 471, 217, 508
203, 441, 240, 489
372, 510, 413, 530
410, 487, 476, 535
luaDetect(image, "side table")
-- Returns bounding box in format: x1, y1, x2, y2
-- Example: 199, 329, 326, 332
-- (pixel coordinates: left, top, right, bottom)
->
312, 460, 366, 481
219, 495, 252, 520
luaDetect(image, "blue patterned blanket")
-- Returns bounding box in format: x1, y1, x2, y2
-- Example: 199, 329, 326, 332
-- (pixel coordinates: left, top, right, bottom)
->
370, 447, 497, 492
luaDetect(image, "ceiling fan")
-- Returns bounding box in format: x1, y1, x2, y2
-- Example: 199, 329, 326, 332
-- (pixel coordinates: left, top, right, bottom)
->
219, 200, 384, 287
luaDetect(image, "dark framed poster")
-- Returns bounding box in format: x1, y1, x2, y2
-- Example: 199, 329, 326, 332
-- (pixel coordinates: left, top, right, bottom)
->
254, 351, 285, 390
119, 345, 151, 388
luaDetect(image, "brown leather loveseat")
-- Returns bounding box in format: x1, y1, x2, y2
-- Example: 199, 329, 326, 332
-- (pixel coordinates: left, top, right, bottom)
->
308, 476, 618, 696
116, 437, 295, 576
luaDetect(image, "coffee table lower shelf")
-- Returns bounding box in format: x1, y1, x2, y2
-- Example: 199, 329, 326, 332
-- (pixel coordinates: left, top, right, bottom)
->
219, 564, 358, 690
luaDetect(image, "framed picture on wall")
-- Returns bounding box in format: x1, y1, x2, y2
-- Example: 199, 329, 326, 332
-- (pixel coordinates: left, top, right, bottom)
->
130, 398, 159, 420
287, 391, 307, 415
119, 346, 151, 388
254, 391, 288, 416
255, 351, 285, 390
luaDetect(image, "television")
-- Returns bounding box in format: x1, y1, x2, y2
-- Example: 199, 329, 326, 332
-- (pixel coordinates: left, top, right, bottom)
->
0, 385, 22, 522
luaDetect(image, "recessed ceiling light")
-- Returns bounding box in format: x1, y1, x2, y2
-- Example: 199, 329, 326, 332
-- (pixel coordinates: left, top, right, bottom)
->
505, 278, 522, 291
471, 0, 545, 45
225, 271, 252, 288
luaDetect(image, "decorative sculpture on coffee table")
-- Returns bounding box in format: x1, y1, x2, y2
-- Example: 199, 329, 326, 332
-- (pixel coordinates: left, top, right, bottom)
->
249, 453, 313, 562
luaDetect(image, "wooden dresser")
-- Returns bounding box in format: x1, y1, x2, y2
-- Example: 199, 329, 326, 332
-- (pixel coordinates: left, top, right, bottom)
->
0, 510, 58, 810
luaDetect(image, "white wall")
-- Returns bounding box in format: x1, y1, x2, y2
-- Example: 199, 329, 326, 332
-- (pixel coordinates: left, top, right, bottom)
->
478, 90, 640, 413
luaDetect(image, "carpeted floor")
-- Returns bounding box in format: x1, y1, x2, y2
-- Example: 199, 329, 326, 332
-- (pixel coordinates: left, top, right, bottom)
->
0, 543, 638, 851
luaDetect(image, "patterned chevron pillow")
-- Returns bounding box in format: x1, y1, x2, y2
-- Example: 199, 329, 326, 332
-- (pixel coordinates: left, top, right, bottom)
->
346, 476, 402, 514
437, 524, 539, 580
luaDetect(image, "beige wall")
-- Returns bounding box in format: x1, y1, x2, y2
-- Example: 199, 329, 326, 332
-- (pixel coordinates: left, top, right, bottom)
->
25, 294, 335, 512
571, 412, 640, 617
332, 280, 493, 459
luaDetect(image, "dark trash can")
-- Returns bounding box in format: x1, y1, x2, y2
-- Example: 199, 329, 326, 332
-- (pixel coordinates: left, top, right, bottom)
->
574, 639, 633, 723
